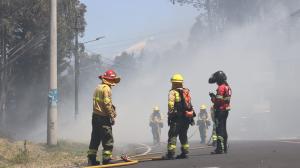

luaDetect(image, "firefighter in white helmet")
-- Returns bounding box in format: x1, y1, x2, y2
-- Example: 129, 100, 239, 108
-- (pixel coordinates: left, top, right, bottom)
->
197, 104, 211, 144
149, 106, 163, 145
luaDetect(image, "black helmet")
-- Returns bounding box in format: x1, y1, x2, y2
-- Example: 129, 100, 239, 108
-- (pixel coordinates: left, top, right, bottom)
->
208, 71, 227, 84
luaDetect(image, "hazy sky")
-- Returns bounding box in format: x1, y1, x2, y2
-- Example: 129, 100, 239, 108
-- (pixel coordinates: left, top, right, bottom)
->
80, 0, 199, 58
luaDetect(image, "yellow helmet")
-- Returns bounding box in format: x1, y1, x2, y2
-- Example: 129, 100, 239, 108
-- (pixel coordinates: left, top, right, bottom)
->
200, 104, 207, 110
171, 73, 184, 83
153, 106, 160, 112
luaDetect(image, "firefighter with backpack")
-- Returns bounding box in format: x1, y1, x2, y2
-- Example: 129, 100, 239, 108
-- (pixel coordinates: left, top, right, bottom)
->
208, 70, 232, 154
163, 73, 196, 160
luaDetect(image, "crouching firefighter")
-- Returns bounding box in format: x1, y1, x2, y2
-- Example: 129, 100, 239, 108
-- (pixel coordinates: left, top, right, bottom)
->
163, 73, 196, 160
208, 70, 232, 154
87, 70, 121, 166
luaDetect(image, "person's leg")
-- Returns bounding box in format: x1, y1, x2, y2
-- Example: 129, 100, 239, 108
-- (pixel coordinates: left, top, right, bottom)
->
200, 125, 205, 144
223, 111, 229, 153
87, 115, 101, 165
102, 124, 114, 164
164, 123, 178, 159
214, 111, 227, 154
178, 122, 189, 158
212, 111, 224, 154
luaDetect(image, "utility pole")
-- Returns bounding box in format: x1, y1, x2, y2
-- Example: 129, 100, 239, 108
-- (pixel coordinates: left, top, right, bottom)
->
47, 0, 58, 146
74, 9, 104, 119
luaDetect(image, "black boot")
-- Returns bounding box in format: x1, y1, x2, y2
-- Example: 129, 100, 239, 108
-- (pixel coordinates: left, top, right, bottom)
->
87, 154, 100, 166
223, 137, 229, 153
211, 149, 224, 154
102, 158, 114, 165
224, 143, 228, 153
176, 153, 188, 159
211, 140, 224, 154
162, 152, 175, 160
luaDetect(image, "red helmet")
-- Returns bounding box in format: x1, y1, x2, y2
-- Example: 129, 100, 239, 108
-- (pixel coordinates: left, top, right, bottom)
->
99, 70, 121, 84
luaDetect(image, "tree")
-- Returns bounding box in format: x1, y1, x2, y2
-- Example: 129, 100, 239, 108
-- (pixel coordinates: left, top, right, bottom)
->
111, 52, 138, 83
0, 0, 86, 138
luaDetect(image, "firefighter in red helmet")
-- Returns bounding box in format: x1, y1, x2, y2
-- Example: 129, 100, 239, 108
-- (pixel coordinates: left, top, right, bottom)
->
87, 70, 120, 166
208, 70, 232, 154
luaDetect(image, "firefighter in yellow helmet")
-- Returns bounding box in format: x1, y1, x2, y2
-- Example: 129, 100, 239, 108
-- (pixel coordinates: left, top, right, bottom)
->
196, 104, 211, 144
163, 73, 196, 160
87, 70, 120, 166
149, 106, 163, 145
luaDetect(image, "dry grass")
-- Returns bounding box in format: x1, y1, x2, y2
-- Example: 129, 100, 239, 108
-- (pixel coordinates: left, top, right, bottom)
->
0, 138, 88, 168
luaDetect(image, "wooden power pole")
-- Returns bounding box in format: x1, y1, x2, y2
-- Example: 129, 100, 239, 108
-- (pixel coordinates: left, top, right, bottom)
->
47, 0, 58, 146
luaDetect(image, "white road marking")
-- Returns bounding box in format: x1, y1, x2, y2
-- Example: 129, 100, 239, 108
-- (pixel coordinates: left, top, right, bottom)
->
280, 140, 300, 144
131, 143, 152, 157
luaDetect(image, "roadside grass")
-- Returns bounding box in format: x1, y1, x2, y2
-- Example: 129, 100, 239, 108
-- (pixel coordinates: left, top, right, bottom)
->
0, 138, 88, 168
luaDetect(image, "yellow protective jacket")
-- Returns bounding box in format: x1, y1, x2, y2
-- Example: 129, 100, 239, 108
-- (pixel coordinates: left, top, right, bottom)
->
168, 89, 181, 114
93, 84, 116, 118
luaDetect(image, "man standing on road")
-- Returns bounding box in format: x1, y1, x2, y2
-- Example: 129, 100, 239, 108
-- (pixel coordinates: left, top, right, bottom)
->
87, 70, 120, 166
197, 104, 211, 144
149, 106, 163, 145
163, 73, 196, 160
208, 71, 232, 154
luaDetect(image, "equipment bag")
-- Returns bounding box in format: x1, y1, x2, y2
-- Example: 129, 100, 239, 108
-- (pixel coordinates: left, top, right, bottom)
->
177, 88, 195, 118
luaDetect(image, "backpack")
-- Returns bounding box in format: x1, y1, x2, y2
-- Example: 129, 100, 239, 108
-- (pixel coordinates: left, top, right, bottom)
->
176, 88, 195, 118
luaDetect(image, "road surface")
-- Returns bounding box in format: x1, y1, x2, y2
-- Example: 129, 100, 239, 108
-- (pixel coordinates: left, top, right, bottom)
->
126, 140, 300, 168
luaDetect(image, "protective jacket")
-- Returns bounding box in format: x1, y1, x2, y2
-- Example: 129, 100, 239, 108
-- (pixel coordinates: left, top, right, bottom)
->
211, 83, 231, 111
93, 84, 116, 118
150, 112, 163, 123
168, 89, 181, 115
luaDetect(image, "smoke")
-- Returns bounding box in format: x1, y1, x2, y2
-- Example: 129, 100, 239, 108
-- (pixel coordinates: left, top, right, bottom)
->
11, 0, 300, 144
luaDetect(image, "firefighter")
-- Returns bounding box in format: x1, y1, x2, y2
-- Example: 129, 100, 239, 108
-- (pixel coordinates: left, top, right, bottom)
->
87, 70, 120, 166
197, 104, 210, 144
208, 70, 232, 154
149, 106, 163, 145
163, 74, 196, 160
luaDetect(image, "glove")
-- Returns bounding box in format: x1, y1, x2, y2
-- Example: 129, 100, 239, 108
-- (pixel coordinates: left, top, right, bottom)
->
190, 119, 195, 126
110, 118, 115, 125
112, 105, 117, 118
209, 92, 216, 98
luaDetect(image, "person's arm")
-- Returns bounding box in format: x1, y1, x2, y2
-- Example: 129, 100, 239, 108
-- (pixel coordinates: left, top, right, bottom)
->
168, 90, 176, 115
102, 86, 116, 118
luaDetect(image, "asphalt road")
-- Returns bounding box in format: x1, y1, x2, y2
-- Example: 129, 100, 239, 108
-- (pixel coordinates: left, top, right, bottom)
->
126, 140, 300, 168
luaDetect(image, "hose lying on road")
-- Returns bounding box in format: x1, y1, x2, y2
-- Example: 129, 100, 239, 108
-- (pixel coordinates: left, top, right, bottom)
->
84, 160, 138, 168
84, 143, 212, 167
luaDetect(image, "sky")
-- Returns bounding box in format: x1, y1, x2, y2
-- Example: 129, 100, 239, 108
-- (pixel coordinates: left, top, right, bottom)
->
80, 0, 199, 58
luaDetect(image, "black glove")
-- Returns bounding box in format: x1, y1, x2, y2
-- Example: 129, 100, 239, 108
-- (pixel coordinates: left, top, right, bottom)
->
209, 92, 216, 98
190, 119, 195, 126
110, 118, 115, 125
